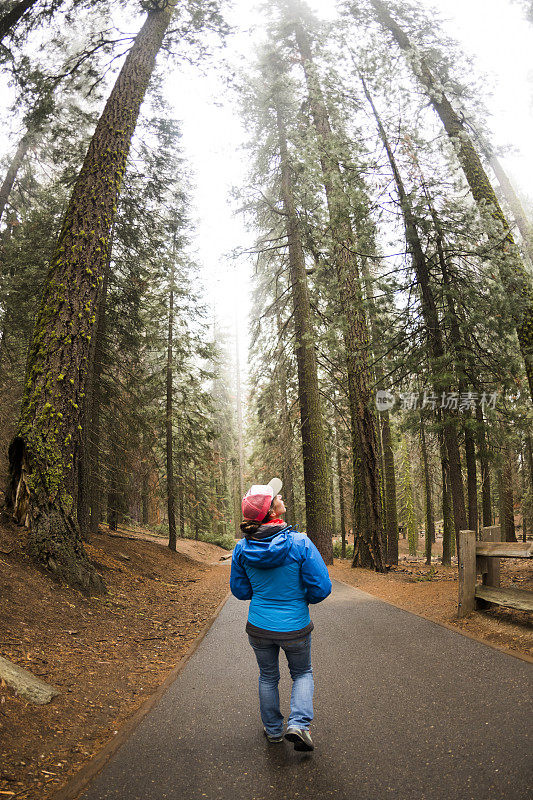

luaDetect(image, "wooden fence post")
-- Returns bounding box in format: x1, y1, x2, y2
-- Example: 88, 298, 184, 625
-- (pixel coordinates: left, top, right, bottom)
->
481, 525, 501, 588
458, 529, 476, 618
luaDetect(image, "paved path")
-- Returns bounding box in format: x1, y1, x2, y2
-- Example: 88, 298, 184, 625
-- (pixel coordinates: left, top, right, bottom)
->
80, 579, 532, 800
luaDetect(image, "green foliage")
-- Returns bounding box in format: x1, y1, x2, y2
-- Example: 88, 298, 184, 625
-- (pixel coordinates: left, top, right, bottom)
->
332, 540, 354, 559
192, 529, 237, 552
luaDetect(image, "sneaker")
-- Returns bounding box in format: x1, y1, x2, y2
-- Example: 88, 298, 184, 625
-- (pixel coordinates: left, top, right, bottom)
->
263, 727, 284, 743
285, 726, 314, 751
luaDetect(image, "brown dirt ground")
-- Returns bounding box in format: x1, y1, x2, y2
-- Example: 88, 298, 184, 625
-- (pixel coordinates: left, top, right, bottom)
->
330, 538, 532, 660
0, 515, 231, 800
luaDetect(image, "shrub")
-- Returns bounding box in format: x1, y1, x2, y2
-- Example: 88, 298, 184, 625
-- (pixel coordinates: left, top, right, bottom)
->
196, 530, 237, 551
333, 541, 354, 559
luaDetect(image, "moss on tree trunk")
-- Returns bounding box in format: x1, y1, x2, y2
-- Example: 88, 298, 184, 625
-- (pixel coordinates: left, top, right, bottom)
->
5, 3, 176, 592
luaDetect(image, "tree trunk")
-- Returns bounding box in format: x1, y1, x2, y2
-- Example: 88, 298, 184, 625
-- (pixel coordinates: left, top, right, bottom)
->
141, 463, 149, 525
487, 153, 533, 264
334, 406, 348, 558
370, 0, 533, 399
439, 423, 453, 565
0, 133, 31, 225
275, 306, 295, 526
475, 401, 492, 527
273, 88, 333, 563
178, 451, 185, 539
381, 412, 398, 564
522, 443, 530, 542
0, 0, 40, 42
360, 250, 399, 565
436, 222, 479, 537
526, 434, 533, 497
5, 2, 177, 592
362, 75, 467, 553
78, 226, 112, 540
420, 411, 434, 565
88, 262, 109, 537
500, 438, 517, 542
234, 315, 245, 504
107, 463, 119, 533
166, 260, 177, 552
290, 9, 384, 570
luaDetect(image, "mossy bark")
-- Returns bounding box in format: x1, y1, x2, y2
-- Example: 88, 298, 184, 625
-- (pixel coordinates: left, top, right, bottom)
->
88, 253, 110, 536
291, 10, 384, 570
275, 99, 333, 564
370, 0, 533, 399
5, 3, 177, 592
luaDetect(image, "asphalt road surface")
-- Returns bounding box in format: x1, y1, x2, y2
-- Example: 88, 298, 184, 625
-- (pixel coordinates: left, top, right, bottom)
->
80, 577, 532, 800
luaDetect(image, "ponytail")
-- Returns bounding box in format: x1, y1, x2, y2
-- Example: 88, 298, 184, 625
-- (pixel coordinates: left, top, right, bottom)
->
240, 508, 273, 538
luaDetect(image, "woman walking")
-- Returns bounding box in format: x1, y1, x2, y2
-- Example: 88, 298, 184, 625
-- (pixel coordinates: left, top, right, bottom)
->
230, 478, 331, 752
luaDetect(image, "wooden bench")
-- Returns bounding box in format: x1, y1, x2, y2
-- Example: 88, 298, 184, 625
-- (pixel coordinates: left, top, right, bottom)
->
458, 526, 533, 617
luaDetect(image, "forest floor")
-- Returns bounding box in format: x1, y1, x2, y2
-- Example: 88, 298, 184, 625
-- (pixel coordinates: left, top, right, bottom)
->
0, 515, 231, 800
330, 538, 532, 660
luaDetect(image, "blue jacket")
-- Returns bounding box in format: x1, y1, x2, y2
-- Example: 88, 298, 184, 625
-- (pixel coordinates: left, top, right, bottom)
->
230, 523, 332, 634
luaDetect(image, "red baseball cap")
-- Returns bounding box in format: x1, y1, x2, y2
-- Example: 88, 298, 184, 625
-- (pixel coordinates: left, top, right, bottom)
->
241, 478, 283, 522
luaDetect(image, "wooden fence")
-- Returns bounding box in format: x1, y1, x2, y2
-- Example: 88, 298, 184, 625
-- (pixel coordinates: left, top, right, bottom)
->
457, 526, 533, 618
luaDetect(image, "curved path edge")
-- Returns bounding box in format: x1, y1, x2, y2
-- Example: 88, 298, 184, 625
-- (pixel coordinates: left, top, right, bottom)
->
53, 589, 232, 800
333, 575, 533, 665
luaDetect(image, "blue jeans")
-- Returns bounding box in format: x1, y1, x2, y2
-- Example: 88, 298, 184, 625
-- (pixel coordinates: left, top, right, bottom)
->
247, 633, 314, 736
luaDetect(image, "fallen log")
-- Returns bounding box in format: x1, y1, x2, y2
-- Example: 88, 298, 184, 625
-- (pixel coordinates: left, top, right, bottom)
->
0, 656, 60, 704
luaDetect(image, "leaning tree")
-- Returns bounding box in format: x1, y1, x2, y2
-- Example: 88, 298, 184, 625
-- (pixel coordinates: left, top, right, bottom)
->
5, 0, 226, 591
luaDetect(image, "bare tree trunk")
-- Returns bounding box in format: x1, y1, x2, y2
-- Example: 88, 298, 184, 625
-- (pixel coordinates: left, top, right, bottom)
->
487, 153, 533, 263
166, 259, 177, 552
334, 406, 348, 558
275, 306, 295, 526
0, 134, 31, 224
474, 401, 492, 527
360, 251, 398, 564
439, 422, 453, 565
178, 451, 185, 539
420, 411, 435, 565
273, 83, 333, 563
500, 437, 517, 542
526, 434, 533, 497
